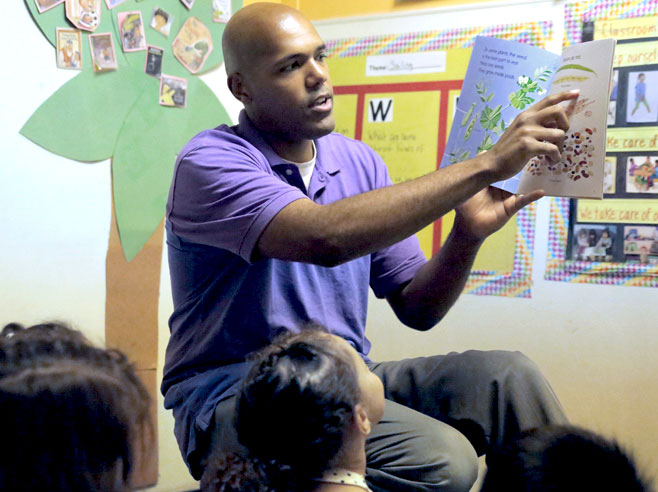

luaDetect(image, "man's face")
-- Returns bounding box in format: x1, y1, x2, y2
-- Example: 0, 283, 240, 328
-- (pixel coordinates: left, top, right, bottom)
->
240, 14, 335, 142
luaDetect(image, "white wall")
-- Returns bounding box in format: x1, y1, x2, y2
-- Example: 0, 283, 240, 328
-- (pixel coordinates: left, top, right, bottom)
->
2, 0, 656, 489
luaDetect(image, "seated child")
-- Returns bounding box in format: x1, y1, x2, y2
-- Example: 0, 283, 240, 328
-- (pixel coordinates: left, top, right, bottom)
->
480, 424, 654, 492
201, 328, 385, 492
0, 321, 152, 492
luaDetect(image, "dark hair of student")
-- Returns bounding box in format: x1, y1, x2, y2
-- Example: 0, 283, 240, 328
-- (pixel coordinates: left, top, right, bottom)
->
201, 329, 362, 492
481, 424, 654, 492
0, 321, 152, 492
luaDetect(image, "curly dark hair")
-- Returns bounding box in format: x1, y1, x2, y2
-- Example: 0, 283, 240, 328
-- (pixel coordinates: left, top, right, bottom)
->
482, 424, 654, 492
201, 329, 362, 492
0, 321, 152, 492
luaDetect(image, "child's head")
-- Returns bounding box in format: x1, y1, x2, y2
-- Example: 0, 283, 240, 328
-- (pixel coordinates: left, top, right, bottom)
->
202, 328, 384, 492
638, 73, 646, 82
0, 322, 151, 492
481, 425, 653, 492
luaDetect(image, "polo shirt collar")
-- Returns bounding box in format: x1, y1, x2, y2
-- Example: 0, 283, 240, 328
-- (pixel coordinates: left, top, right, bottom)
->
236, 110, 341, 175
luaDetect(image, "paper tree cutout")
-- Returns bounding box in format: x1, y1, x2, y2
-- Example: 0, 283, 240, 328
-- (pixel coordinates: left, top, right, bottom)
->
22, 0, 240, 261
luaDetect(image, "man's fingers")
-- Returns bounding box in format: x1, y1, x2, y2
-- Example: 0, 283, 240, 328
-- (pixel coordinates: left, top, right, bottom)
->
532, 90, 579, 112
506, 189, 545, 216
535, 103, 571, 131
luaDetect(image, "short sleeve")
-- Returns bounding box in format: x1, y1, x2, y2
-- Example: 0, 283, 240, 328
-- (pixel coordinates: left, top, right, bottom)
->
166, 129, 307, 263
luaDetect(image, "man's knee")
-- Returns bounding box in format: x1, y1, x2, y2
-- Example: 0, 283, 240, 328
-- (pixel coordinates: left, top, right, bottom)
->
419, 424, 480, 492
367, 419, 479, 492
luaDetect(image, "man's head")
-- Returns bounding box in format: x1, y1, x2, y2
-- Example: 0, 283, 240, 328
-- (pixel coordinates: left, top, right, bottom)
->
222, 3, 335, 144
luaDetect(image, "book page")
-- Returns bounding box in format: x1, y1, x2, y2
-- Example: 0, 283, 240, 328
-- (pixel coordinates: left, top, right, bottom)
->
518, 38, 616, 198
441, 36, 561, 193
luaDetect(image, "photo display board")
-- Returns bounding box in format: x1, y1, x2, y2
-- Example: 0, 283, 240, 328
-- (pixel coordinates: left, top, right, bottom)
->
547, 2, 658, 287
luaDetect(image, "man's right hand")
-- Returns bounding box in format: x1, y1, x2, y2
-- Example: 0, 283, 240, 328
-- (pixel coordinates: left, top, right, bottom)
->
483, 90, 579, 182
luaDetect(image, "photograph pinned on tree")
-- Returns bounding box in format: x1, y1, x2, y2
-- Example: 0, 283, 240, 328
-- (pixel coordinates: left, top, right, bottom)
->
118, 11, 146, 52
172, 17, 212, 74
35, 0, 64, 14
65, 0, 100, 32
180, 0, 194, 9
212, 0, 232, 23
159, 74, 187, 108
104, 0, 127, 8
150, 7, 173, 37
145, 45, 164, 78
56, 28, 82, 70
625, 70, 658, 124
89, 33, 118, 72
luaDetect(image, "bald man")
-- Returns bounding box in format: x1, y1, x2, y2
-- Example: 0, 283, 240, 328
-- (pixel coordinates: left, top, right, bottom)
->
163, 3, 574, 490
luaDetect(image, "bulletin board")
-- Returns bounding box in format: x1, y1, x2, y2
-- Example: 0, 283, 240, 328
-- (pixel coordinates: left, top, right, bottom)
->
326, 21, 553, 297
546, 1, 658, 287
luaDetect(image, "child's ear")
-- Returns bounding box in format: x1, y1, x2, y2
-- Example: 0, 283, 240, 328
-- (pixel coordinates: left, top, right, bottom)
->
354, 403, 371, 436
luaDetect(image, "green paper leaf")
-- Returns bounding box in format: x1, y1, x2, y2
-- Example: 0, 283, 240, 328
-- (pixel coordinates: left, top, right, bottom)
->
20, 68, 143, 161
24, 0, 66, 47
113, 76, 231, 261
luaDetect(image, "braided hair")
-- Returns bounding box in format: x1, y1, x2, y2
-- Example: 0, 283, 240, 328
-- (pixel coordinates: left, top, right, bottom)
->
0, 321, 152, 492
201, 329, 362, 492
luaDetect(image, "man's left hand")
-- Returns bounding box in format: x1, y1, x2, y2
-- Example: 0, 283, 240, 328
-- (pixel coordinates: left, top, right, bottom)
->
454, 186, 544, 241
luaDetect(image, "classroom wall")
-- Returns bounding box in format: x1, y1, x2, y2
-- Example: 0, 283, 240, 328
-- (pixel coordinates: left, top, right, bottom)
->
1, 1, 656, 492
312, 0, 658, 481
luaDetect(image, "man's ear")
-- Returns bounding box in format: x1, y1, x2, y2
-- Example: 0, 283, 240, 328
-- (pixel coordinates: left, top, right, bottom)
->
227, 73, 251, 103
354, 403, 371, 436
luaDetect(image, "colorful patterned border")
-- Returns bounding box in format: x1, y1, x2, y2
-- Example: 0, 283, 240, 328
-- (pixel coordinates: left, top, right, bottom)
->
326, 21, 553, 58
548, 0, 658, 287
564, 0, 658, 46
546, 198, 658, 286
464, 204, 537, 298
326, 21, 552, 298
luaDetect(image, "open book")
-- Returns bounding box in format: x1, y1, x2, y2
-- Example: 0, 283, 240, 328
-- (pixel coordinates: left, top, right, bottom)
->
441, 36, 616, 199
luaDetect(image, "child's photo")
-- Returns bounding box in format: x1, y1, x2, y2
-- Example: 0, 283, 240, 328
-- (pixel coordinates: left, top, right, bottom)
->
572, 225, 615, 262
56, 28, 82, 70
607, 69, 618, 126
212, 0, 232, 23
625, 70, 658, 123
603, 156, 616, 194
103, 0, 127, 8
150, 7, 173, 37
118, 11, 147, 52
89, 32, 118, 72
623, 226, 658, 264
65, 0, 100, 32
626, 155, 658, 193
35, 0, 64, 13
160, 74, 187, 108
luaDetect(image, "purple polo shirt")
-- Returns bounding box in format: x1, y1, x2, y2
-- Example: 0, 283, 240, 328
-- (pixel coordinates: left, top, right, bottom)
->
163, 111, 427, 476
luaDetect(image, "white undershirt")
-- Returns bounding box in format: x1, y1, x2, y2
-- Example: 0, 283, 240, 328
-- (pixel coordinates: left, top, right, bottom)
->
282, 141, 316, 190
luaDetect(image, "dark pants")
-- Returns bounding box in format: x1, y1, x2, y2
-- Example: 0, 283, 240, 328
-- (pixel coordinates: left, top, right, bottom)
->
205, 350, 566, 492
